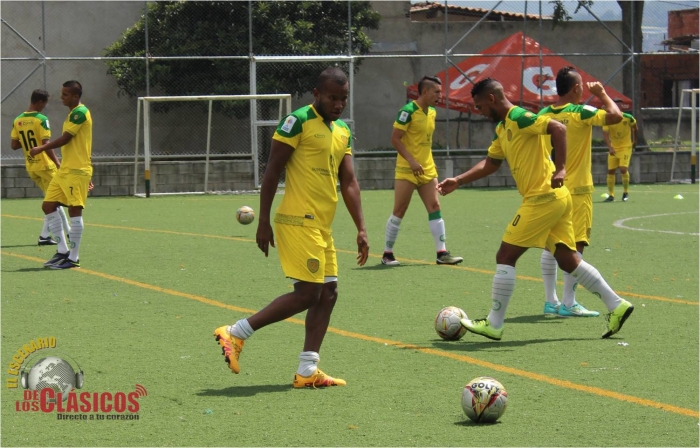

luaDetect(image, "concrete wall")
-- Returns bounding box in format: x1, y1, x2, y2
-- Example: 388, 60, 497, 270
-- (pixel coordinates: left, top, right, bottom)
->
2, 152, 692, 199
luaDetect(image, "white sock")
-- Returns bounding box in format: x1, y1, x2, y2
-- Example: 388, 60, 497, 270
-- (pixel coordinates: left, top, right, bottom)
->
384, 215, 402, 253
570, 260, 622, 311
68, 217, 84, 262
58, 206, 71, 234
229, 319, 254, 340
40, 216, 51, 238
540, 250, 559, 305
297, 351, 319, 377
46, 211, 68, 253
487, 264, 516, 329
428, 214, 447, 252
561, 252, 582, 307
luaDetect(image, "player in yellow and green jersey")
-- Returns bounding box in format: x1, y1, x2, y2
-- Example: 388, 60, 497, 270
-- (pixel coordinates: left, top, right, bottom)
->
437, 78, 633, 341
214, 67, 369, 388
381, 76, 463, 267
537, 67, 622, 318
603, 103, 637, 202
30, 80, 93, 270
10, 89, 71, 245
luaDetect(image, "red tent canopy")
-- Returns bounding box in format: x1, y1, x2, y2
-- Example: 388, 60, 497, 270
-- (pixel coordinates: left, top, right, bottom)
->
407, 31, 632, 113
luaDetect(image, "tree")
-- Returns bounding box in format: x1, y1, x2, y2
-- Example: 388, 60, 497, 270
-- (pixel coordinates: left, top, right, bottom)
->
551, 1, 646, 148
104, 1, 380, 115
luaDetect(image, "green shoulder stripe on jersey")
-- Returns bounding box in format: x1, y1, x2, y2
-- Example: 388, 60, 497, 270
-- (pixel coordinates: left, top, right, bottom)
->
69, 106, 89, 125
508, 107, 539, 129
623, 112, 636, 123
335, 119, 353, 145
276, 105, 315, 138
396, 101, 420, 125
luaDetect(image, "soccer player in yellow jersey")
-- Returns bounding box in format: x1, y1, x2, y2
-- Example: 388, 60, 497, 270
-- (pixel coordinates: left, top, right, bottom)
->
214, 68, 369, 388
381, 76, 463, 267
10, 89, 71, 245
603, 103, 637, 202
537, 67, 622, 318
437, 78, 633, 341
30, 80, 93, 270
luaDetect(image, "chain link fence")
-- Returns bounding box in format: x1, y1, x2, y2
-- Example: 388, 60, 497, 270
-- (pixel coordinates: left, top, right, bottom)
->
2, 1, 697, 167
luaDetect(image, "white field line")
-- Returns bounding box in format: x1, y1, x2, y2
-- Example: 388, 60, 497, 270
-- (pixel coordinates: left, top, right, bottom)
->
612, 211, 699, 236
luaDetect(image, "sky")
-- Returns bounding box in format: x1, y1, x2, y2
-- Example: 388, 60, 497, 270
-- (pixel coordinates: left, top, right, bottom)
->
416, 1, 699, 52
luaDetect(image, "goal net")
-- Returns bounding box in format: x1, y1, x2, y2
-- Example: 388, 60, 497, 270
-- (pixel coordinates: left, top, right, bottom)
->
133, 94, 292, 197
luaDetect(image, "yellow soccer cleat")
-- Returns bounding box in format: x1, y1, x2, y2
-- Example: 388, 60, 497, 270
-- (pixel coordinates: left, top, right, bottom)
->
602, 299, 634, 339
293, 369, 346, 388
213, 326, 244, 374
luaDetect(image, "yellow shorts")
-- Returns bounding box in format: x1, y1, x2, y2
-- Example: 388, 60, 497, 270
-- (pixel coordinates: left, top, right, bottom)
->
275, 223, 338, 283
608, 149, 632, 169
44, 170, 91, 208
571, 193, 592, 245
502, 189, 576, 253
28, 168, 57, 193
395, 165, 438, 187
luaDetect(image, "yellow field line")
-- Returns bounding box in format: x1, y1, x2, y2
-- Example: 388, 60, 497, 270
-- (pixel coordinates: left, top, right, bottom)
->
3, 213, 696, 306
3, 250, 698, 419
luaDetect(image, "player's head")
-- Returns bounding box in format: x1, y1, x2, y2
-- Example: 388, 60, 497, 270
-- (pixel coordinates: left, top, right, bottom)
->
313, 67, 348, 121
30, 89, 49, 111
61, 80, 82, 107
471, 78, 506, 122
555, 67, 582, 100
417, 76, 442, 106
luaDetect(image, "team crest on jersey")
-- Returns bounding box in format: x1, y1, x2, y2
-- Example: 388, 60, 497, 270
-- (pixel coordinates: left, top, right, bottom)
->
281, 116, 297, 133
524, 112, 533, 118
45, 120, 50, 129
398, 111, 409, 123
73, 114, 80, 120
506, 129, 513, 141
307, 258, 320, 273
583, 105, 597, 112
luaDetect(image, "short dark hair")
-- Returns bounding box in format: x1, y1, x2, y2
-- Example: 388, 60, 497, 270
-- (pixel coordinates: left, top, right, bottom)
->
316, 67, 348, 91
470, 77, 499, 98
417, 76, 441, 94
30, 89, 49, 104
63, 80, 83, 98
555, 67, 579, 96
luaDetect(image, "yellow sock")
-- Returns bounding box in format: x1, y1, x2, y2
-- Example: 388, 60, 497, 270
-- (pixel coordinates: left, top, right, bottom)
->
622, 172, 630, 193
606, 174, 616, 196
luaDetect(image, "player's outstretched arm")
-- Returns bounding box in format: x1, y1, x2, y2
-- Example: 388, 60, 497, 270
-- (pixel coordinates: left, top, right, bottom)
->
437, 157, 502, 196
29, 132, 72, 157
338, 154, 369, 266
256, 140, 293, 257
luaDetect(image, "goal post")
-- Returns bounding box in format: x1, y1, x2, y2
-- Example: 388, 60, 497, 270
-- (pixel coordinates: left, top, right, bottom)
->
670, 89, 700, 184
133, 94, 292, 197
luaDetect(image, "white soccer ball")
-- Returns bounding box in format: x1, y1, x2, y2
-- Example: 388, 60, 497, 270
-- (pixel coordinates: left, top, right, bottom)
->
461, 376, 508, 423
236, 206, 255, 225
434, 306, 468, 341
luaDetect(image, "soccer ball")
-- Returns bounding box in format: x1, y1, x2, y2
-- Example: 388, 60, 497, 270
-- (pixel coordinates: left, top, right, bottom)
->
236, 206, 255, 225
434, 306, 468, 341
461, 376, 508, 423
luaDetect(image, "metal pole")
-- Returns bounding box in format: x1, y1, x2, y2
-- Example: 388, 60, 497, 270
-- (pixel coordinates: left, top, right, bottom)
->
41, 1, 46, 90
204, 100, 213, 192
143, 100, 151, 197
692, 90, 697, 184
671, 90, 686, 182
145, 1, 150, 97
133, 98, 142, 195
251, 58, 259, 187
445, 0, 450, 156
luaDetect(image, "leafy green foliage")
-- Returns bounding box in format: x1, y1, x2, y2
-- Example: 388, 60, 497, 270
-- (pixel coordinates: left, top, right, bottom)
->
104, 1, 380, 115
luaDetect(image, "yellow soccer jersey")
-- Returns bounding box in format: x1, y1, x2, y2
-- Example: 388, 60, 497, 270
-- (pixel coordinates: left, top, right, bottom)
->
272, 104, 352, 232
10, 112, 54, 172
538, 103, 607, 195
60, 104, 93, 174
487, 106, 558, 200
393, 101, 437, 172
603, 113, 636, 150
